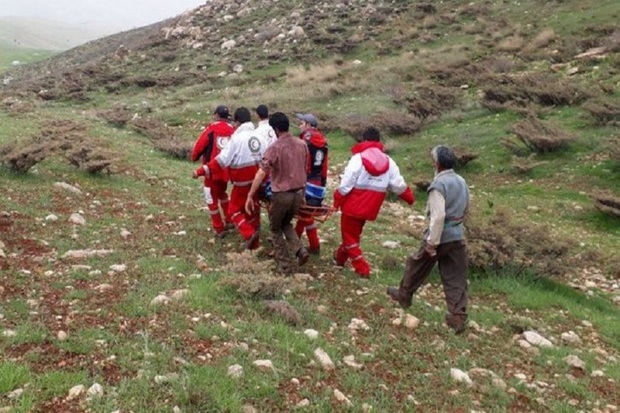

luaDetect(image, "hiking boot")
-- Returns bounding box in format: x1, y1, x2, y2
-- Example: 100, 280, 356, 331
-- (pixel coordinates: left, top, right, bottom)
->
244, 231, 260, 250
445, 314, 467, 334
224, 222, 236, 231
386, 286, 412, 309
296, 247, 310, 266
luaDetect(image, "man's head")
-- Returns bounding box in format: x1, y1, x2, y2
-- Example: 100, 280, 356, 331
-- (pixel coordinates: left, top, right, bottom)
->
361, 126, 381, 142
213, 105, 230, 120
256, 104, 269, 120
269, 112, 290, 135
296, 113, 318, 131
431, 145, 456, 171
233, 107, 252, 124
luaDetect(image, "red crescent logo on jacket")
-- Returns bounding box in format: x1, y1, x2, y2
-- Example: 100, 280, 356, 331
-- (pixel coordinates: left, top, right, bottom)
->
216, 136, 229, 150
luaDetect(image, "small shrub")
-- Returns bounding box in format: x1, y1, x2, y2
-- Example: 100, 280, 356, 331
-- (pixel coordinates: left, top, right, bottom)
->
98, 107, 132, 128
508, 118, 575, 154
263, 300, 301, 326
466, 208, 575, 277
0, 142, 54, 172
582, 98, 620, 126
405, 86, 459, 120
453, 148, 479, 168
510, 155, 548, 175
592, 193, 620, 219
521, 29, 556, 55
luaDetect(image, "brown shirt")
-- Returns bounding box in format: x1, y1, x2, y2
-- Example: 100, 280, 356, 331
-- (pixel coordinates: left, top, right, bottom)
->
261, 132, 308, 192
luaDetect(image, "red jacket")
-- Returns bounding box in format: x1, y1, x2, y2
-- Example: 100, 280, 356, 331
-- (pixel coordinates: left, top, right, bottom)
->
300, 128, 328, 187
334, 141, 414, 221
191, 120, 234, 182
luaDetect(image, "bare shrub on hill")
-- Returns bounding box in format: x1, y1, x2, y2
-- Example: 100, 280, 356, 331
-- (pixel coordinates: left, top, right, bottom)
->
582, 98, 620, 126
98, 107, 132, 128
453, 148, 479, 168
339, 112, 422, 139
592, 193, 620, 219
510, 155, 548, 175
218, 251, 304, 299
129, 116, 192, 159
264, 301, 301, 326
507, 118, 575, 154
286, 62, 341, 86
404, 85, 460, 121
466, 208, 575, 277
0, 142, 54, 173
481, 73, 590, 109
521, 29, 556, 56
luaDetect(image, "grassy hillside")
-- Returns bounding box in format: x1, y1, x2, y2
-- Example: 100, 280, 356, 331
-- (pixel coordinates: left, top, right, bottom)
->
0, 0, 618, 412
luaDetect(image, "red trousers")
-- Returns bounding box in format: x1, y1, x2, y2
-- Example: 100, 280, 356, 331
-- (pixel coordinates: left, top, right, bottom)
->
335, 214, 370, 277
229, 184, 260, 247
295, 212, 320, 252
203, 179, 231, 234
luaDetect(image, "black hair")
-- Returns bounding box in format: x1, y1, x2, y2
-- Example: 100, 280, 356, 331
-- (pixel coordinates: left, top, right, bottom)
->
431, 145, 456, 169
233, 107, 251, 124
256, 104, 269, 120
269, 112, 289, 133
362, 126, 381, 142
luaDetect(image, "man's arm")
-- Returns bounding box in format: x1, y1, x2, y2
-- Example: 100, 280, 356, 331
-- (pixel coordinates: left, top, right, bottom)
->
245, 168, 267, 214
425, 190, 446, 257
333, 155, 361, 208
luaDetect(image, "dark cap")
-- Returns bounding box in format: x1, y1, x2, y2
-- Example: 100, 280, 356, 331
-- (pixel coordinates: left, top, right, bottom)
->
255, 104, 269, 119
213, 105, 230, 119
296, 113, 318, 127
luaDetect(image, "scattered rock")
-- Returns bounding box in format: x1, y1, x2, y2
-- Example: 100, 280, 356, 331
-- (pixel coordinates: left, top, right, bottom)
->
67, 384, 85, 400
7, 388, 24, 400
334, 389, 353, 407
522, 331, 553, 348
382, 241, 400, 249
564, 355, 585, 370
69, 213, 86, 225
561, 331, 582, 345
170, 289, 190, 300
450, 368, 473, 386
403, 314, 420, 329
2, 329, 16, 337
297, 399, 310, 407
343, 355, 363, 370
253, 359, 274, 370
304, 329, 319, 340
54, 182, 83, 195
348, 318, 370, 331
62, 249, 114, 259
314, 348, 335, 370
109, 264, 127, 273
87, 383, 103, 397
228, 364, 244, 378
120, 229, 132, 238
150, 295, 172, 306
45, 214, 59, 222
57, 331, 68, 341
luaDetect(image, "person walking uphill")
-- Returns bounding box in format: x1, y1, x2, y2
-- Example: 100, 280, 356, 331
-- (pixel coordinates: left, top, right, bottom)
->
245, 112, 310, 274
387, 145, 470, 334
193, 107, 264, 249
295, 113, 328, 254
191, 105, 235, 237
333, 127, 415, 278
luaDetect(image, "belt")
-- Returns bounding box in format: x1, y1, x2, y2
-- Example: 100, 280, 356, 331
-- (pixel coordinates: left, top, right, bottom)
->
273, 187, 304, 194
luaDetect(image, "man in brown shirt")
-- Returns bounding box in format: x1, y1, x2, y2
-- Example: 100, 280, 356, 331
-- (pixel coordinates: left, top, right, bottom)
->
245, 112, 310, 274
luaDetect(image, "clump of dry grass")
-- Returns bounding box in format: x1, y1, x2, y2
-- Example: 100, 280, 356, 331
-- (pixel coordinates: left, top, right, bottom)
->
453, 147, 479, 168
129, 116, 192, 160
466, 208, 575, 277
405, 86, 460, 121
510, 155, 548, 175
218, 251, 305, 299
582, 98, 620, 126
338, 112, 422, 139
286, 62, 342, 86
521, 29, 556, 55
98, 106, 132, 128
592, 193, 620, 219
0, 119, 117, 173
264, 300, 301, 326
507, 118, 575, 154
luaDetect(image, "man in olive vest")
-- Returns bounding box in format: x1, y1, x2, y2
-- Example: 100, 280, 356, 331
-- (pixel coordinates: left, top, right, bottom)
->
387, 145, 470, 334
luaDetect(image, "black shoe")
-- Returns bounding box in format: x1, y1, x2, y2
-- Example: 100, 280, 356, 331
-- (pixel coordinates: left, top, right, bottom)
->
245, 231, 260, 250
224, 222, 236, 231
296, 247, 310, 266
386, 287, 412, 309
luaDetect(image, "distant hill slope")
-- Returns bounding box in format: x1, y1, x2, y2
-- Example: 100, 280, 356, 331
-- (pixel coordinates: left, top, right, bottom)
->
0, 17, 114, 50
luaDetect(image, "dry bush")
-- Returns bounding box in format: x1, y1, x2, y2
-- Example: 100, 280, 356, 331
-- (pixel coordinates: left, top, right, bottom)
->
497, 36, 524, 52
98, 106, 132, 127
413, 179, 431, 192
404, 86, 459, 120
0, 142, 55, 172
521, 29, 556, 54
481, 73, 590, 109
510, 155, 548, 175
64, 143, 115, 174
218, 251, 305, 299
286, 62, 341, 86
129, 116, 192, 159
582, 98, 620, 126
264, 300, 301, 326
466, 208, 575, 277
153, 138, 193, 160
338, 111, 422, 139
508, 118, 575, 154
453, 148, 479, 168
592, 193, 620, 219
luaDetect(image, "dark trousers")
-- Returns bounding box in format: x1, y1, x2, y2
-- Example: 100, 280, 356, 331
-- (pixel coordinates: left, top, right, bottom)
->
399, 240, 468, 316
269, 191, 304, 271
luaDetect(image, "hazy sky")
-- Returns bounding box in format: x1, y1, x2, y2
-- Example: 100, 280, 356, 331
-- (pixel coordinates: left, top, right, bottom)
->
0, 0, 207, 31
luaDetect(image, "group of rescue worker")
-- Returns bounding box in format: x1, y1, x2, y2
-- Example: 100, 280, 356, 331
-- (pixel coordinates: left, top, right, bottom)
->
191, 104, 471, 333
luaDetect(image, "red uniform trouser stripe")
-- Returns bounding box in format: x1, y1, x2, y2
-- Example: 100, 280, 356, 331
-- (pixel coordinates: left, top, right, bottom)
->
229, 185, 260, 241
296, 214, 320, 251
338, 214, 370, 275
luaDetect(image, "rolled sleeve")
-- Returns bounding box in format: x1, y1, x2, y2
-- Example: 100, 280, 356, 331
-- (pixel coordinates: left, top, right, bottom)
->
427, 190, 446, 246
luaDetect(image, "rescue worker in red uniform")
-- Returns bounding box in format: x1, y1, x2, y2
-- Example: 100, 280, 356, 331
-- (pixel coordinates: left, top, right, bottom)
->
295, 113, 328, 254
191, 105, 235, 237
333, 127, 415, 278
193, 107, 264, 249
